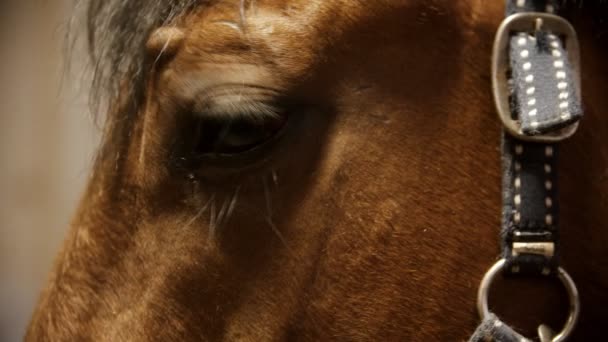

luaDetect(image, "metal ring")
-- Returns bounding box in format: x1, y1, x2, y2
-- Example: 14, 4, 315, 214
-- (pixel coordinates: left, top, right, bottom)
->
477, 259, 580, 342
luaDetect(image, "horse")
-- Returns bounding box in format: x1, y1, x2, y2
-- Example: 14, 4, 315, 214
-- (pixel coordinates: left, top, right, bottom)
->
26, 0, 608, 340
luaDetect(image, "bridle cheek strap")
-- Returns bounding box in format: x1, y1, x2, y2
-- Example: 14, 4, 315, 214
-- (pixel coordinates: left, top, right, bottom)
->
470, 1, 582, 341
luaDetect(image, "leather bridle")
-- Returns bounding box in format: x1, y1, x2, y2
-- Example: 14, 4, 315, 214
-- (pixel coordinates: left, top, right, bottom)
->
470, 1, 583, 341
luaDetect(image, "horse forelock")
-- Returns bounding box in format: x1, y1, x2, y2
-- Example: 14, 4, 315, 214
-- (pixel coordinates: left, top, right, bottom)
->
71, 0, 209, 122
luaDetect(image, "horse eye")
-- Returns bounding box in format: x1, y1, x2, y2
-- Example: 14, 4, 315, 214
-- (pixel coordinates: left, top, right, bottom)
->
193, 114, 288, 156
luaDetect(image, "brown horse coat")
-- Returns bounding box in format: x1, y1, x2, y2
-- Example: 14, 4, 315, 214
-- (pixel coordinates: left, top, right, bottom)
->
27, 1, 608, 340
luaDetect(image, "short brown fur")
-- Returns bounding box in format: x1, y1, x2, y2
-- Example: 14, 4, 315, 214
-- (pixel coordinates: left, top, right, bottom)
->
28, 0, 608, 340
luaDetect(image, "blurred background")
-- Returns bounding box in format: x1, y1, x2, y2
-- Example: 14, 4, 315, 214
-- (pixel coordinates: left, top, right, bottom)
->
0, 1, 99, 340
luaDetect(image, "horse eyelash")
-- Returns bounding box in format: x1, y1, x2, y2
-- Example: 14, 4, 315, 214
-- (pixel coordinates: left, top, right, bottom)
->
262, 173, 291, 250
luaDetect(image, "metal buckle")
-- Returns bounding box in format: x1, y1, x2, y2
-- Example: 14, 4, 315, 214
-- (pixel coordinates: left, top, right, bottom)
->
477, 259, 580, 342
492, 13, 581, 142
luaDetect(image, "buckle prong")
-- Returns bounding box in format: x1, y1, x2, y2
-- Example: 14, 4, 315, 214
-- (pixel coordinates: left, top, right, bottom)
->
535, 17, 544, 31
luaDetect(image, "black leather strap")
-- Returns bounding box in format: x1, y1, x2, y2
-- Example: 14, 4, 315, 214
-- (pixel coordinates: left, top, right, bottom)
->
469, 1, 582, 340
502, 136, 560, 275
501, 0, 581, 276
505, 0, 562, 15
509, 30, 582, 135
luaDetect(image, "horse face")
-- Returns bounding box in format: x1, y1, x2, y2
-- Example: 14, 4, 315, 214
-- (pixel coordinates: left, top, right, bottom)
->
139, 0, 498, 248
27, 1, 608, 340
133, 2, 500, 335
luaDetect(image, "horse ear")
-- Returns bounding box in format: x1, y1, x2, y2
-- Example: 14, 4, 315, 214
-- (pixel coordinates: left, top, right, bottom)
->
146, 27, 185, 59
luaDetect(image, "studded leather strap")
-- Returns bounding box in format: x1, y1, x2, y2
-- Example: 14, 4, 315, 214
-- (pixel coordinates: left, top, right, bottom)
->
501, 0, 581, 277
469, 0, 582, 340
509, 30, 581, 135
501, 136, 560, 275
